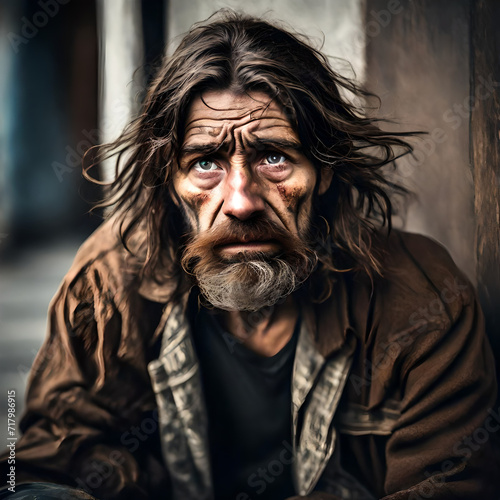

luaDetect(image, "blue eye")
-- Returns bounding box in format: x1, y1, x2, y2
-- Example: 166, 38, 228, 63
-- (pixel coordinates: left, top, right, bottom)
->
265, 153, 286, 164
194, 159, 218, 171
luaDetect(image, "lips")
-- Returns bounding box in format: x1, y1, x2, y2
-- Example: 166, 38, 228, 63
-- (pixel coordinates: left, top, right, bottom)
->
216, 237, 277, 246
214, 239, 281, 254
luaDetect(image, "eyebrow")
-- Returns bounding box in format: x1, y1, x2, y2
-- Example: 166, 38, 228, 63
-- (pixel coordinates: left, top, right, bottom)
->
180, 143, 223, 157
248, 138, 304, 153
179, 137, 304, 158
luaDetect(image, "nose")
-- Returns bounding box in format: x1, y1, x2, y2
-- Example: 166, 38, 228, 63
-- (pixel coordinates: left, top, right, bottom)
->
221, 166, 265, 220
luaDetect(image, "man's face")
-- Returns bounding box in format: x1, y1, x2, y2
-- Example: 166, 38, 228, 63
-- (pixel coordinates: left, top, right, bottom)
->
173, 90, 332, 311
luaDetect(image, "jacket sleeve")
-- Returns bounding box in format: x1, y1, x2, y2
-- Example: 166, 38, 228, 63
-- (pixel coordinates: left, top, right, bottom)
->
0, 263, 167, 500
378, 273, 500, 499
289, 275, 499, 500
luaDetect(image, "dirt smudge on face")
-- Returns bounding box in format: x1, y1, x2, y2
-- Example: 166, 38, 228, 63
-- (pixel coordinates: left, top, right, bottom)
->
190, 192, 209, 210
277, 184, 303, 213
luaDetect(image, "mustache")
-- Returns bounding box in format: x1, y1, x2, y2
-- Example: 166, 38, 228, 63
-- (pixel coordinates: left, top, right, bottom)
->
181, 216, 316, 273
188, 217, 296, 249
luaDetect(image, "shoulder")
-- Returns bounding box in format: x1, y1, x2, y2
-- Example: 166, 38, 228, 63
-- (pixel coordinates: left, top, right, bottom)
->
55, 217, 143, 312
342, 228, 491, 405
362, 228, 476, 337
380, 229, 467, 287
58, 215, 178, 314
68, 218, 125, 273
46, 218, 167, 356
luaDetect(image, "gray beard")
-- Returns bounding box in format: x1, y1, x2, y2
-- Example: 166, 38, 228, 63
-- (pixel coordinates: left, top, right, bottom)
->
195, 258, 303, 312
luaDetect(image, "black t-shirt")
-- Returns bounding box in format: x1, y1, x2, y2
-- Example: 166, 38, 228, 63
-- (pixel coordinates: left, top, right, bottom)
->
193, 307, 299, 500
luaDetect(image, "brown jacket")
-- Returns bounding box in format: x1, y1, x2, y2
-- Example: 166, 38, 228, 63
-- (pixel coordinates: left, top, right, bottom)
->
2, 218, 499, 499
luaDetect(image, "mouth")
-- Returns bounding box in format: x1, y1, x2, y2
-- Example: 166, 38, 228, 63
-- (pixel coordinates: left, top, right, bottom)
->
214, 239, 281, 256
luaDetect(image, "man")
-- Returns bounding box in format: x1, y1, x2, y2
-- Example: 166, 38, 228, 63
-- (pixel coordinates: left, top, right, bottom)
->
1, 11, 499, 500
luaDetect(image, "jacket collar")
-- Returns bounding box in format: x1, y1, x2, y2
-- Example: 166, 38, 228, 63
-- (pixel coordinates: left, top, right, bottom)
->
141, 270, 357, 358
290, 280, 358, 494
147, 274, 358, 498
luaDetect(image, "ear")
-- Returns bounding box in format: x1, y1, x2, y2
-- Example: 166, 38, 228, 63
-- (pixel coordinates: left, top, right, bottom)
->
318, 168, 334, 195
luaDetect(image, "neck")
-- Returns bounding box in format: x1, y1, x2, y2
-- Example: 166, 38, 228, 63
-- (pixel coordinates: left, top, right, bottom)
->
217, 294, 299, 357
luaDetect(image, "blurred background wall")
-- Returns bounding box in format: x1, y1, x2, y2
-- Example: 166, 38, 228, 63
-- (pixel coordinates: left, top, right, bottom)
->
0, 0, 498, 434
363, 0, 500, 383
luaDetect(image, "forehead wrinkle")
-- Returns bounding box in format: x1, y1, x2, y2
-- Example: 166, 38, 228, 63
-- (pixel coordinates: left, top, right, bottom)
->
185, 112, 246, 131
199, 91, 271, 113
186, 126, 222, 138
233, 116, 293, 133
185, 110, 292, 134
185, 102, 266, 129
181, 126, 240, 157
184, 120, 296, 148
182, 125, 302, 160
182, 123, 230, 155
182, 109, 300, 160
233, 124, 246, 153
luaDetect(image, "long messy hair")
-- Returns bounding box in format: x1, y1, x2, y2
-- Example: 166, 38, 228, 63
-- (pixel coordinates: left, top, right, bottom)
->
84, 10, 419, 301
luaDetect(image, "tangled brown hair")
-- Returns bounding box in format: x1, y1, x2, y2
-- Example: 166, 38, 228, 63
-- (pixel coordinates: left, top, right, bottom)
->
85, 10, 420, 301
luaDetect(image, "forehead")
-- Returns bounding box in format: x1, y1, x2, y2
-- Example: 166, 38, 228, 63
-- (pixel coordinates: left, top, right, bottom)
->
183, 90, 298, 144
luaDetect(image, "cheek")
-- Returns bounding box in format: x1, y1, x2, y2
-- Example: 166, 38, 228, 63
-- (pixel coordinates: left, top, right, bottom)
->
182, 191, 210, 215
275, 181, 315, 235
276, 184, 308, 213
190, 192, 209, 210
174, 175, 209, 211
176, 187, 211, 230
